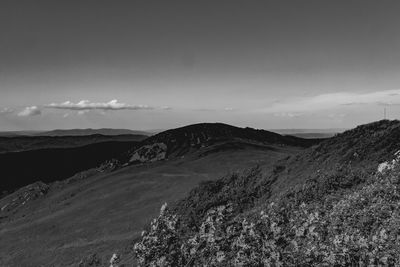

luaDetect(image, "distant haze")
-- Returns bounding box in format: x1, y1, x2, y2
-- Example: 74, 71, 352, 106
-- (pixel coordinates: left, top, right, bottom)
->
1, 1, 400, 131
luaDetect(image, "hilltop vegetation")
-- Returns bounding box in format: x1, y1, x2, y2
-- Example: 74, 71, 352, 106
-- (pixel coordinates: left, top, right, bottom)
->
134, 120, 400, 266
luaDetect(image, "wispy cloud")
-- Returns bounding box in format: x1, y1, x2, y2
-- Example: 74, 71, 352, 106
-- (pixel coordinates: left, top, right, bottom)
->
376, 101, 400, 106
46, 100, 154, 111
18, 106, 42, 117
193, 107, 237, 112
273, 112, 303, 118
258, 89, 400, 114
0, 107, 14, 115
77, 110, 89, 116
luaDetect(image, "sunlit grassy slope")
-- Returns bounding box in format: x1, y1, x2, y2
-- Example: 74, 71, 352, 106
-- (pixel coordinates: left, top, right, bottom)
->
0, 142, 301, 266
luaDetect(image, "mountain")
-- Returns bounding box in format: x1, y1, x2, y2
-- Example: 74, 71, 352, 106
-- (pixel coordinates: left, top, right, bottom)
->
271, 128, 346, 139
0, 130, 43, 137
0, 123, 318, 266
173, 120, 400, 222
0, 134, 147, 153
0, 140, 142, 196
36, 128, 151, 136
126, 123, 320, 163
134, 120, 400, 266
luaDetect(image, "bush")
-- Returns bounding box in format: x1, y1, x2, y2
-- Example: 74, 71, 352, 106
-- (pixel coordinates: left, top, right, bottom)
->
134, 151, 400, 266
133, 203, 185, 266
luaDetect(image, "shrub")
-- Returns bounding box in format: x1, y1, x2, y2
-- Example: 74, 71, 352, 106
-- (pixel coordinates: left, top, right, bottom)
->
133, 203, 185, 266
134, 151, 400, 266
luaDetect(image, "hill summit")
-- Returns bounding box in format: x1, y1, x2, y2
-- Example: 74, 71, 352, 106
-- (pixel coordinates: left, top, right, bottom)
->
127, 123, 319, 163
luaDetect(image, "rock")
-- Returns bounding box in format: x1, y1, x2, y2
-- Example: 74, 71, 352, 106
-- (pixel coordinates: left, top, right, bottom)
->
377, 150, 400, 173
78, 253, 102, 267
0, 181, 49, 214
109, 253, 120, 267
129, 143, 167, 163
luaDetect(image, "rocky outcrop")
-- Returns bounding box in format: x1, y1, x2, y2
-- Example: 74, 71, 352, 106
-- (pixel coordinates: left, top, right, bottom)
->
129, 143, 167, 163
78, 253, 102, 267
0, 181, 49, 214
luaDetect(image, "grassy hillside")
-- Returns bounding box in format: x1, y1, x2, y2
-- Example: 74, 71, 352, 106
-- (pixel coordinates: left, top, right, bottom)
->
133, 120, 400, 266
0, 123, 315, 266
0, 146, 299, 266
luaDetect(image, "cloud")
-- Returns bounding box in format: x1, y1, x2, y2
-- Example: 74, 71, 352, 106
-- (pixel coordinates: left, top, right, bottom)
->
77, 110, 89, 116
193, 107, 236, 112
46, 100, 154, 111
388, 93, 400, 96
257, 89, 400, 114
0, 107, 14, 115
340, 102, 369, 106
194, 108, 216, 112
376, 101, 400, 106
18, 106, 42, 117
328, 113, 347, 118
273, 112, 303, 118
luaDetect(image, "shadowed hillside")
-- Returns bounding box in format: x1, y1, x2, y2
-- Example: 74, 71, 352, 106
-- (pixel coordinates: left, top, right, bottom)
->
0, 134, 147, 153
0, 141, 140, 196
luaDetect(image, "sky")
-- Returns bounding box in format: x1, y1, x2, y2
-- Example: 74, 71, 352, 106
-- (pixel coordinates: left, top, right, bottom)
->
1, 0, 400, 131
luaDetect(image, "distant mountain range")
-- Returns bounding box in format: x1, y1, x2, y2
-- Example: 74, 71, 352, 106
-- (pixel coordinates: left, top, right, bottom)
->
0, 134, 147, 153
0, 131, 43, 137
0, 128, 152, 137
36, 128, 152, 136
271, 128, 347, 138
0, 127, 346, 138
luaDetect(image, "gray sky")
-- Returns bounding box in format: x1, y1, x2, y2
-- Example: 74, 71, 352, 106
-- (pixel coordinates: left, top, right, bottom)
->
1, 0, 400, 131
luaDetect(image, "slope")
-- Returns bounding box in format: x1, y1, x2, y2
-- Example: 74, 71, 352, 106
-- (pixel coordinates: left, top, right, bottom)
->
133, 120, 400, 266
0, 123, 316, 266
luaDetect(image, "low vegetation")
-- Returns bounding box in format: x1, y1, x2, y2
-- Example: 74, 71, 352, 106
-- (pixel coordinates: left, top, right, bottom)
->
134, 154, 400, 266
133, 120, 400, 266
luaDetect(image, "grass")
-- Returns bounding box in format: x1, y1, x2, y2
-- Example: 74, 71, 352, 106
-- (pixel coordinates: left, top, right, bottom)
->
0, 145, 295, 266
